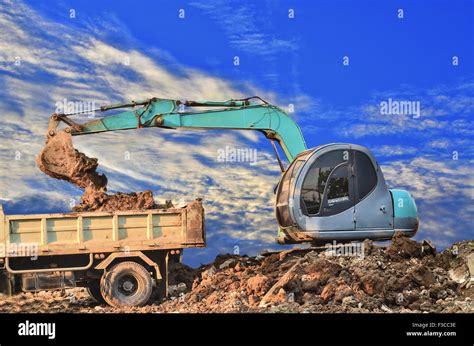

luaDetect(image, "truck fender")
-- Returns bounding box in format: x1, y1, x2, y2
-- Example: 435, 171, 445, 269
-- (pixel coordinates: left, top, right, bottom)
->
95, 251, 162, 280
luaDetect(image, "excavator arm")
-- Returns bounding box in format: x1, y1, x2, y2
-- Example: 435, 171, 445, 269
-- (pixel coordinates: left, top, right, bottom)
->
48, 97, 307, 163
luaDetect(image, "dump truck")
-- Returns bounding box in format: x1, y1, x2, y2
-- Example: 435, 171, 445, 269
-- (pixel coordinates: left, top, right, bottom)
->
0, 200, 205, 307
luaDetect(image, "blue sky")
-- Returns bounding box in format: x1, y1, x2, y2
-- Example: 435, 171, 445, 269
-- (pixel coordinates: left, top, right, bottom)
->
0, 0, 472, 266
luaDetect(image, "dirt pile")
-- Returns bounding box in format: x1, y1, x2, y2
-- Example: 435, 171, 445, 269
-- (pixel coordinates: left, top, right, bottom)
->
1, 237, 471, 313
36, 130, 166, 211
74, 190, 172, 212
154, 238, 472, 313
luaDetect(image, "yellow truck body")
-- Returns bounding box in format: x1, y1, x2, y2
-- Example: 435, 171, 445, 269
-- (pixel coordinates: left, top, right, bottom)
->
0, 200, 205, 307
0, 200, 205, 257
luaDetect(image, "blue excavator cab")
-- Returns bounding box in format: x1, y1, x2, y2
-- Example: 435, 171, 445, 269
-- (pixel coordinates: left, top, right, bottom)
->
275, 143, 419, 244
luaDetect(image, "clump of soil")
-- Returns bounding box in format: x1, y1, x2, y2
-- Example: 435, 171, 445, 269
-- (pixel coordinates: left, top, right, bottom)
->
36, 130, 166, 211
36, 131, 107, 191
73, 190, 172, 212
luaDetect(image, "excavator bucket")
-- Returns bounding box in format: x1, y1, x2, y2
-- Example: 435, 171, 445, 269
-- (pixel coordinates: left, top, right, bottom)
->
36, 130, 107, 190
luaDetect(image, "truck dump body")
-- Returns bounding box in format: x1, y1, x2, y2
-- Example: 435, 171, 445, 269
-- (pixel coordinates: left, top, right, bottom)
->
0, 199, 205, 258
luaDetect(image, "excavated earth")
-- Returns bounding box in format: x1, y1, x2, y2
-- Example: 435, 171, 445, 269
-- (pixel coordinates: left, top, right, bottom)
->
0, 235, 472, 313
35, 130, 167, 211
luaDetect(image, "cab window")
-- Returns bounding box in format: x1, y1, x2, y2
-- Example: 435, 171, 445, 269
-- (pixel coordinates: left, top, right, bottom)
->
355, 151, 377, 201
320, 163, 351, 216
301, 150, 350, 216
276, 160, 303, 227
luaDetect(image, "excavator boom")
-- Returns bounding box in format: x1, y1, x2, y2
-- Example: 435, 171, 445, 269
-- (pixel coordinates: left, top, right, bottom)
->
51, 97, 307, 163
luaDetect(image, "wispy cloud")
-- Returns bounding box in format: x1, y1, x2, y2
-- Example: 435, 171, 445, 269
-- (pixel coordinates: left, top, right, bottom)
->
191, 0, 298, 57
342, 82, 474, 138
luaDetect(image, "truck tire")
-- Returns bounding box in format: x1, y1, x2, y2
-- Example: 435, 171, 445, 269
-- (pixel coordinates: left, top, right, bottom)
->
100, 261, 153, 308
87, 280, 106, 304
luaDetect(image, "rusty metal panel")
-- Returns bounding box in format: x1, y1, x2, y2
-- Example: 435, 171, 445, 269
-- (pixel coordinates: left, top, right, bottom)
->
185, 199, 205, 246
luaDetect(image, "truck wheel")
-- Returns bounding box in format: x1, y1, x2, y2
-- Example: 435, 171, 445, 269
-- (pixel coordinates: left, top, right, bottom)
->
100, 261, 153, 308
87, 280, 106, 304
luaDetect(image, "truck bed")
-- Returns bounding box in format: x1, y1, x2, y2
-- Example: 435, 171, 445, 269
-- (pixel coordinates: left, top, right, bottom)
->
0, 199, 205, 257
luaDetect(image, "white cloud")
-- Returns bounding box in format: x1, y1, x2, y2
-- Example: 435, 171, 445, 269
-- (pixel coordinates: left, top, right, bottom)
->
382, 157, 473, 246
190, 1, 298, 57
341, 83, 474, 138
372, 145, 418, 157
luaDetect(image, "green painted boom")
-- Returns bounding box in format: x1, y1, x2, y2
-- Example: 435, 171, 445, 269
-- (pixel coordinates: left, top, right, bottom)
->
69, 97, 307, 163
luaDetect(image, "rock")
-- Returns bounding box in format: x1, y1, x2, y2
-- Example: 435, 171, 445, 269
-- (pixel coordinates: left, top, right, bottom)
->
301, 274, 320, 292
412, 265, 436, 287
448, 263, 470, 285
0, 238, 472, 314
386, 275, 411, 292
302, 258, 343, 286
201, 266, 217, 280
334, 283, 353, 302
248, 295, 259, 306
342, 296, 357, 306
360, 272, 385, 296
421, 240, 436, 256
169, 282, 187, 296
386, 231, 422, 260
320, 282, 336, 301
246, 274, 269, 296
219, 258, 237, 270
272, 288, 288, 305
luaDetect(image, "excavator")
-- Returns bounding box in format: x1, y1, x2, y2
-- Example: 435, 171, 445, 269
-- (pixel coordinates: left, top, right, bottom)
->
40, 96, 419, 245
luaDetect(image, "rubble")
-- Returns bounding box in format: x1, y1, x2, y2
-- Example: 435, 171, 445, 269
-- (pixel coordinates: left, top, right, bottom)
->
0, 238, 472, 313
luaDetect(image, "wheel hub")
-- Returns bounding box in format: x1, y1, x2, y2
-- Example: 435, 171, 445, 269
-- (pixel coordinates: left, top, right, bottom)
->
122, 280, 134, 292
117, 275, 138, 296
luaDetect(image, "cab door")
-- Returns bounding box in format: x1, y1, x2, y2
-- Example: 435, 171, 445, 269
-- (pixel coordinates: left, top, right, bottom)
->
299, 149, 356, 231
